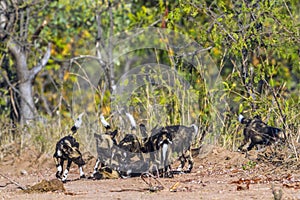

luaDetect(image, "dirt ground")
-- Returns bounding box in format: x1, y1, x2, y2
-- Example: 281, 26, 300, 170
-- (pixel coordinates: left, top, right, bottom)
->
1, 144, 300, 200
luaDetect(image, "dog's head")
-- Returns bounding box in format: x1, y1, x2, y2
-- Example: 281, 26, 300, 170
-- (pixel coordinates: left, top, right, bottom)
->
72, 154, 86, 166
238, 114, 254, 125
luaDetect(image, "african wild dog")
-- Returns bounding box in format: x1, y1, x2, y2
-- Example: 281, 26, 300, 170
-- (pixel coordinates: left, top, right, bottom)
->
138, 123, 198, 176
93, 114, 153, 179
94, 166, 120, 179
160, 124, 198, 174
118, 134, 143, 157
93, 113, 146, 179
238, 114, 285, 152
93, 112, 198, 178
53, 113, 86, 182
138, 125, 172, 177
123, 112, 198, 176
114, 113, 147, 177
92, 130, 119, 179
91, 114, 120, 179
118, 113, 144, 157
95, 113, 163, 178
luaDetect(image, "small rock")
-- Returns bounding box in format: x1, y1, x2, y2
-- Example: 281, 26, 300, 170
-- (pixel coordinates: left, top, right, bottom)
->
20, 170, 28, 176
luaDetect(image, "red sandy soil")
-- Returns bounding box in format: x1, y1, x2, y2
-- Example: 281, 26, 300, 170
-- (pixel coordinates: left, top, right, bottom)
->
1, 143, 300, 200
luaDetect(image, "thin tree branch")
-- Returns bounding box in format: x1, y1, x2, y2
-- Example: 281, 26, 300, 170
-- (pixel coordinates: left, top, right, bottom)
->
23, 5, 30, 40
9, 87, 19, 120
95, 10, 102, 59
0, 70, 36, 116
29, 42, 51, 80
19, 7, 24, 38
31, 18, 48, 41
108, 0, 114, 91
262, 79, 287, 138
70, 55, 106, 66
179, 46, 213, 57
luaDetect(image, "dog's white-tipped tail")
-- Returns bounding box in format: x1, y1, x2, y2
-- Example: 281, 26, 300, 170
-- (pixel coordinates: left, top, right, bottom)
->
100, 114, 111, 129
238, 114, 244, 123
71, 112, 85, 133
126, 113, 136, 129
74, 112, 84, 129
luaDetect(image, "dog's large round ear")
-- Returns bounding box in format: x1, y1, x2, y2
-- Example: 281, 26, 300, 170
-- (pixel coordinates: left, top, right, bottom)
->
139, 124, 148, 138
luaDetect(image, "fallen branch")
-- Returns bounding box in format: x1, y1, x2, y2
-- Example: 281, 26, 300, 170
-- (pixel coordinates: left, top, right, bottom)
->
0, 182, 13, 188
0, 172, 27, 190
110, 188, 148, 192
141, 172, 165, 192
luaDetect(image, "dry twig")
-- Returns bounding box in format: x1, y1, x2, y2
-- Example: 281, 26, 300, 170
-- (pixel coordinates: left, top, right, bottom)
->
0, 172, 27, 190
141, 172, 165, 192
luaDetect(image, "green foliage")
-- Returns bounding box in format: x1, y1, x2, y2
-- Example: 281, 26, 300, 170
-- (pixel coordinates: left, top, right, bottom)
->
242, 160, 257, 170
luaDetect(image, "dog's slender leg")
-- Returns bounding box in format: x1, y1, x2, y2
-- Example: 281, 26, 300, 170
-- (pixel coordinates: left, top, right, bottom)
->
91, 158, 101, 177
247, 142, 255, 151
177, 155, 186, 172
79, 165, 85, 178
62, 159, 72, 182
55, 157, 63, 179
186, 150, 194, 173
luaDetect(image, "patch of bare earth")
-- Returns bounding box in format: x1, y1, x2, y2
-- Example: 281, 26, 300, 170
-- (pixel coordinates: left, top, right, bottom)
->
1, 143, 300, 200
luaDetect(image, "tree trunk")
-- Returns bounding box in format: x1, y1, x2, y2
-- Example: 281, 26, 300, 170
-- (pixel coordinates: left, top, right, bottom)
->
8, 41, 51, 125
8, 41, 34, 124
18, 79, 36, 124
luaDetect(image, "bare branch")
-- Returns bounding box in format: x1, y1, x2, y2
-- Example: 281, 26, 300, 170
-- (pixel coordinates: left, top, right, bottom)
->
70, 54, 106, 66
95, 11, 103, 59
108, 0, 114, 91
0, 172, 27, 190
8, 40, 28, 82
31, 17, 48, 41
40, 82, 52, 116
179, 46, 213, 57
0, 70, 36, 115
29, 43, 51, 80
9, 87, 19, 120
23, 6, 30, 40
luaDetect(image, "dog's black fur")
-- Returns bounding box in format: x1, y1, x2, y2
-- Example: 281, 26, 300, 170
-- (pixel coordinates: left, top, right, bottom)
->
140, 124, 197, 176
53, 113, 85, 182
238, 115, 285, 152
162, 125, 197, 173
93, 113, 198, 178
53, 135, 85, 182
92, 129, 120, 179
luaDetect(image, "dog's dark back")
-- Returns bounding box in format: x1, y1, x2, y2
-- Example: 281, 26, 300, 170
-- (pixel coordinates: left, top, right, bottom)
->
118, 134, 142, 153
54, 135, 85, 166
239, 115, 284, 151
